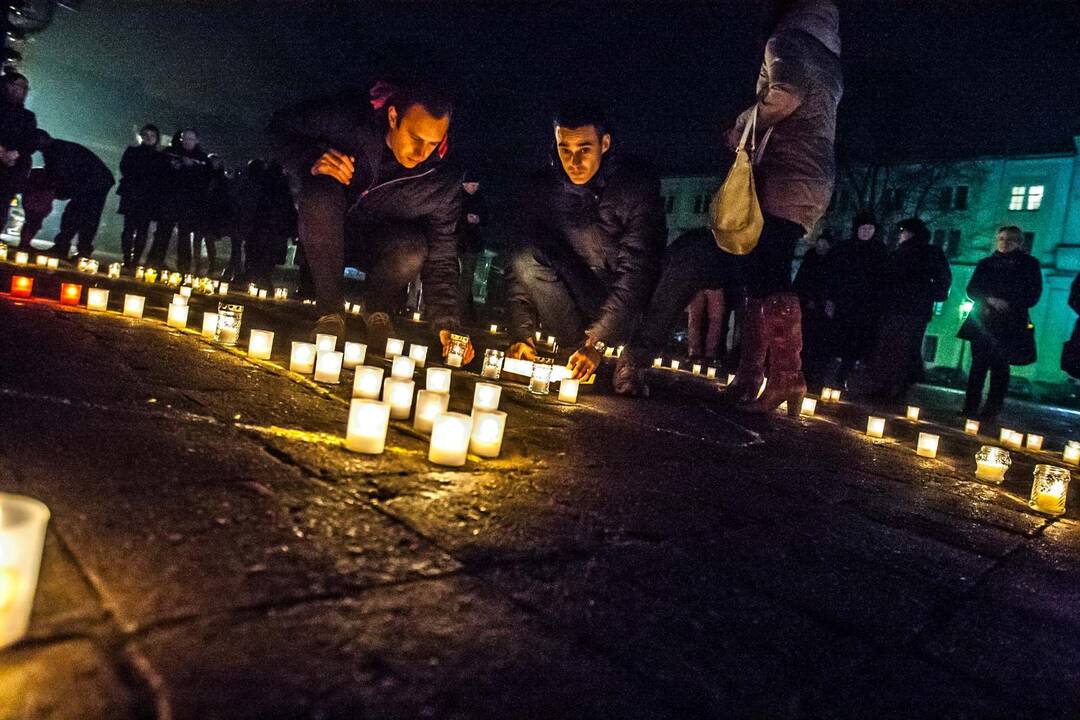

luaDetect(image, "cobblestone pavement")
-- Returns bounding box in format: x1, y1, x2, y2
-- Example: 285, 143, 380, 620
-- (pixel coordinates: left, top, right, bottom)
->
1, 264, 1078, 719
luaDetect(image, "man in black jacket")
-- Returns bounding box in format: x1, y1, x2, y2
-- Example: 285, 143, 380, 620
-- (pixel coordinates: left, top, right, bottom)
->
268, 78, 471, 361
505, 101, 666, 380
34, 130, 115, 261
0, 71, 37, 235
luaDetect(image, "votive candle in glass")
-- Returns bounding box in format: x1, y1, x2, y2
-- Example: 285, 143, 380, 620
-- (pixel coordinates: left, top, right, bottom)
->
383, 378, 415, 419
345, 399, 391, 454
13, 250, 28, 265
965, 419, 980, 435
171, 293, 187, 307
179, 285, 192, 299
314, 351, 344, 384
470, 410, 507, 458
408, 343, 428, 368
727, 373, 736, 384
917, 432, 940, 458
489, 324, 498, 333
215, 303, 243, 345
473, 382, 502, 412
123, 294, 145, 318
167, 302, 189, 329
411, 311, 422, 322
353, 366, 385, 400
559, 378, 580, 403
218, 281, 229, 295
86, 287, 109, 311
445, 333, 469, 367
143, 268, 157, 284
670, 360, 681, 371
974, 446, 1011, 484
201, 312, 218, 339
134, 266, 145, 280
1001, 429, 1023, 450
413, 389, 450, 433
692, 363, 702, 375
1029, 464, 1070, 515
1064, 442, 1080, 466
315, 333, 337, 354
906, 405, 921, 422
59, 282, 81, 306
800, 397, 817, 416
385, 337, 405, 358
529, 359, 554, 396
290, 341, 317, 374
425, 366, 452, 394
481, 349, 504, 380
653, 357, 662, 368
36, 254, 48, 267
258, 289, 268, 300
428, 412, 472, 467
0, 243, 6, 261
706, 367, 717, 379
10, 275, 31, 297
248, 329, 274, 360
391, 355, 415, 379
1027, 434, 1044, 451
46, 257, 59, 270
866, 416, 885, 438
342, 341, 366, 369
0, 493, 51, 649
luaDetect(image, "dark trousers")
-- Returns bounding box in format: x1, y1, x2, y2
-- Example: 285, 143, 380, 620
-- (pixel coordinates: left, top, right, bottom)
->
51, 185, 110, 258
866, 313, 929, 400
120, 211, 156, 266
299, 175, 427, 317
965, 340, 1010, 416
147, 219, 199, 274
506, 240, 608, 344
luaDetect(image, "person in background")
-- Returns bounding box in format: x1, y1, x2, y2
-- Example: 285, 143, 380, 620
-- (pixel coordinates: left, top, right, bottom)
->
459, 171, 487, 320
117, 123, 168, 268
200, 154, 233, 277
793, 228, 836, 388
244, 160, 296, 289
225, 158, 266, 282
864, 217, 951, 400
148, 128, 210, 273
35, 130, 115, 261
958, 225, 1042, 422
0, 71, 36, 237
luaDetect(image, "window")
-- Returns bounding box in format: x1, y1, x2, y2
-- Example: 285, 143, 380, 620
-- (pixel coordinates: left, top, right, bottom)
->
1022, 232, 1035, 252
663, 196, 676, 214
932, 229, 946, 247
932, 301, 945, 317
954, 185, 968, 210
1009, 185, 1044, 211
921, 335, 939, 363
693, 195, 710, 214
938, 187, 953, 211
946, 230, 961, 258
1027, 185, 1044, 210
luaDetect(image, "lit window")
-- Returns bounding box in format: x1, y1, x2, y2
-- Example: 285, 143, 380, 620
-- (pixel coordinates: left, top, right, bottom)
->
1009, 185, 1044, 211
1009, 186, 1025, 211
932, 301, 945, 317
1027, 185, 1044, 210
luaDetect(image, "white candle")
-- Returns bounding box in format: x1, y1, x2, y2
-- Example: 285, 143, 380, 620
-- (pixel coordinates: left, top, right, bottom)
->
653, 357, 662, 368
412, 311, 422, 322
167, 303, 189, 329
0, 493, 51, 649
218, 282, 229, 295
917, 432, 940, 458
248, 284, 258, 296
501, 357, 534, 377
413, 389, 450, 433
248, 329, 274, 360
10, 275, 31, 297
489, 324, 499, 333
692, 363, 702, 375
558, 378, 580, 403
342, 342, 366, 369
35, 254, 47, 267
975, 461, 1008, 484
86, 287, 109, 311
314, 351, 344, 384
546, 335, 556, 346
352, 366, 385, 400
866, 416, 885, 438
345, 399, 391, 454
408, 344, 428, 368
123, 294, 145, 319
0, 243, 6, 260
290, 342, 317, 374
179, 285, 192, 298
727, 373, 736, 384
906, 406, 921, 422
391, 355, 415, 379
315, 333, 337, 354
382, 378, 415, 420
385, 338, 405, 357
258, 289, 268, 300
201, 312, 218, 339
46, 257, 59, 270
800, 397, 817, 416
1063, 444, 1080, 466
706, 367, 717, 379
425, 367, 452, 394
470, 410, 507, 458
964, 419, 980, 435
1027, 434, 1044, 451
472, 383, 501, 413
428, 412, 472, 467
670, 360, 680, 371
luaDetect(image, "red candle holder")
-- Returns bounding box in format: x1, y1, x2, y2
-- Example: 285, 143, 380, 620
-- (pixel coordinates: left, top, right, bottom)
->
59, 283, 82, 306
10, 275, 32, 298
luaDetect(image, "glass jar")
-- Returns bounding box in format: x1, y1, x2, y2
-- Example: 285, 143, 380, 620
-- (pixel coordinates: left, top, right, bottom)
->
974, 446, 1011, 484
481, 349, 504, 380
1029, 464, 1070, 516
446, 333, 470, 368
215, 302, 244, 346
529, 357, 555, 395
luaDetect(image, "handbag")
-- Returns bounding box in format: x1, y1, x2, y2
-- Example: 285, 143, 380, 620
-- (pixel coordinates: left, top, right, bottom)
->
709, 107, 773, 256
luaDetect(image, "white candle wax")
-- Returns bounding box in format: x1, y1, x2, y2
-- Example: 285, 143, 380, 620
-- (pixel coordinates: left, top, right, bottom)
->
179, 285, 192, 298
201, 312, 218, 339
170, 293, 186, 307
13, 251, 28, 265
342, 342, 366, 369
314, 351, 344, 384
917, 432, 940, 458
965, 419, 980, 435
290, 342, 317, 374
391, 355, 416, 379
352, 366, 385, 400
501, 358, 534, 377
1027, 434, 1044, 451
258, 289, 268, 300
122, 294, 145, 319
385, 338, 404, 357
906, 406, 921, 422
727, 373, 736, 384
35, 254, 47, 267
315, 333, 337, 353
413, 389, 450, 433
975, 460, 1008, 484
86, 287, 109, 311
546, 335, 556, 346
345, 399, 391, 454
428, 412, 472, 467
248, 329, 274, 360
472, 383, 502, 413
559, 378, 580, 403
470, 410, 507, 458
412, 311, 422, 322
0, 493, 51, 649
800, 397, 817, 416
605, 347, 615, 358
382, 378, 415, 420
866, 416, 885, 438
408, 344, 428, 368
167, 303, 189, 329
218, 282, 229, 295
425, 367, 452, 394
46, 257, 59, 270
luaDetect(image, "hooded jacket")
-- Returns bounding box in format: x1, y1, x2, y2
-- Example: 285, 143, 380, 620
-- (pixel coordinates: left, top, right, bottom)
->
733, 0, 843, 231
268, 92, 463, 329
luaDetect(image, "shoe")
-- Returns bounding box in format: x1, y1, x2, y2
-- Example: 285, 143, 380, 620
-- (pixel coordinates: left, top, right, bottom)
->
364, 311, 394, 355
310, 312, 346, 342
614, 352, 650, 397
720, 298, 767, 404
746, 293, 808, 415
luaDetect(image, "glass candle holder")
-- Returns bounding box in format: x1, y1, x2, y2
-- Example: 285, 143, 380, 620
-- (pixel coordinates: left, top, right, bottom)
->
167, 303, 189, 329
426, 367, 452, 394
481, 349, 504, 380
248, 284, 259, 297
59, 283, 82, 306
470, 410, 507, 458
1064, 442, 1080, 466
670, 360, 681, 371
559, 378, 580, 403
134, 266, 145, 280
489, 324, 499, 333
10, 275, 32, 298
123, 294, 146, 319
315, 333, 337, 354
414, 389, 450, 433
46, 257, 59, 270
866, 416, 885, 438
408, 344, 428, 369
168, 272, 181, 287
906, 406, 920, 422
974, 446, 1011, 484
473, 382, 502, 412
706, 367, 717, 379
86, 287, 109, 311
529, 358, 554, 395
290, 342, 317, 374
653, 357, 662, 368
385, 337, 405, 358
411, 311, 422, 322
218, 281, 229, 295
0, 243, 7, 261
201, 312, 218, 339
391, 355, 415, 379
45, 255, 57, 268
13, 250, 28, 265
0, 493, 51, 649
352, 366, 385, 400
342, 342, 366, 370
445, 333, 470, 368
107, 262, 121, 279
345, 399, 391, 454
382, 378, 415, 420
1026, 434, 1044, 451
143, 268, 157, 284
179, 285, 192, 299
692, 363, 702, 375
215, 303, 243, 345
917, 432, 940, 458
314, 351, 344, 384
964, 419, 980, 435
248, 329, 274, 360
800, 397, 817, 416
258, 289, 268, 300
1029, 464, 1070, 515
428, 412, 472, 467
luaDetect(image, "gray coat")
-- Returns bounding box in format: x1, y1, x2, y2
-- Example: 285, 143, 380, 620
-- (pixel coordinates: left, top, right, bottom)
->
734, 0, 843, 232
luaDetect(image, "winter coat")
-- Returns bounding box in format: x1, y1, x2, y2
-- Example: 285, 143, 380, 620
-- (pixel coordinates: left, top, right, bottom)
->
883, 238, 952, 321
0, 100, 36, 194
958, 249, 1043, 363
162, 144, 211, 222
268, 92, 463, 329
254, 168, 297, 264
117, 144, 168, 216
732, 0, 843, 232
508, 153, 667, 344
793, 246, 833, 309
40, 139, 115, 199
828, 238, 888, 320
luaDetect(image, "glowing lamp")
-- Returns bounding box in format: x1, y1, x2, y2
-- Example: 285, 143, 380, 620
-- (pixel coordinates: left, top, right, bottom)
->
866, 416, 885, 438
0, 493, 51, 649
470, 410, 507, 458
290, 342, 317, 374
999, 429, 1023, 450
473, 382, 502, 413
481, 349, 504, 380
134, 266, 145, 280
559, 378, 580, 403
122, 294, 145, 318
414, 389, 450, 433
171, 293, 187, 307
345, 399, 391, 454
314, 351, 344, 384
426, 367, 452, 394
605, 347, 615, 358
974, 446, 1011, 484
382, 378, 415, 420
428, 412, 472, 467
167, 303, 189, 329
529, 359, 554, 395
10, 275, 32, 298
86, 288, 109, 311
315, 333, 337, 354
906, 406, 921, 422
1027, 434, 1044, 451
964, 419, 980, 435
916, 432, 940, 459
353, 366, 385, 400
179, 285, 192, 299
391, 355, 415, 379
1029, 464, 1070, 516
201, 312, 218, 339
385, 337, 405, 358
247, 330, 274, 360
59, 283, 81, 306
502, 358, 534, 377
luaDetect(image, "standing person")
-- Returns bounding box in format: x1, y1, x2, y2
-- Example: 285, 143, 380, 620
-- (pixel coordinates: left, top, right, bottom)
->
35, 130, 115, 261
827, 211, 888, 387
459, 171, 487, 320
200, 154, 232, 277
618, 0, 842, 410
793, 229, 836, 388
244, 160, 295, 289
865, 217, 951, 400
148, 128, 210, 273
0, 71, 37, 236
958, 226, 1043, 422
225, 158, 265, 282
117, 123, 167, 268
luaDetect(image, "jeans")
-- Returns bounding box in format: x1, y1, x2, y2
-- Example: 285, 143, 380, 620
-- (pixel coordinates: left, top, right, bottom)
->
965, 340, 1010, 416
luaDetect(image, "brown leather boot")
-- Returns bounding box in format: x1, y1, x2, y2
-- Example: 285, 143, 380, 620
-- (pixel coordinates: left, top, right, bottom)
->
720, 298, 766, 404
748, 293, 807, 416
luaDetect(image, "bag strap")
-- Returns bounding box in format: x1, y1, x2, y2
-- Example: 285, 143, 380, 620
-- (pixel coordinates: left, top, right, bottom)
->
736, 106, 758, 154
755, 126, 774, 164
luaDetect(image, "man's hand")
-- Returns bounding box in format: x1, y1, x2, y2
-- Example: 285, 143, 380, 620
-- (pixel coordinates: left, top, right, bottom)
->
439, 329, 475, 365
568, 346, 601, 380
0, 148, 18, 167
986, 297, 1010, 312
507, 339, 537, 361
310, 149, 355, 186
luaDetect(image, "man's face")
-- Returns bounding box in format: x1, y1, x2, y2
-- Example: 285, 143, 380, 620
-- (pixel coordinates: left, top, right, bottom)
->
3, 78, 28, 105
898, 229, 913, 244
997, 232, 1020, 253
555, 124, 610, 185
462, 181, 480, 195
386, 103, 450, 169
140, 129, 159, 147
180, 131, 198, 151
856, 224, 876, 241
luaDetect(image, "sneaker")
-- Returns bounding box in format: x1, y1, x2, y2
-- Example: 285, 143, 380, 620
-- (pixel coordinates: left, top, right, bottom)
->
364, 311, 394, 355
614, 352, 650, 398
310, 312, 346, 342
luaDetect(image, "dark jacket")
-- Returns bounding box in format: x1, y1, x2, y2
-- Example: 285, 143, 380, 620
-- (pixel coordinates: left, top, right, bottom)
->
508, 154, 667, 344
117, 144, 168, 216
827, 237, 889, 321
203, 165, 234, 235
883, 238, 952, 320
268, 92, 463, 328
958, 249, 1043, 362
162, 142, 211, 221
1069, 273, 1080, 316
40, 139, 115, 199
793, 246, 833, 310
461, 190, 487, 255
0, 99, 37, 193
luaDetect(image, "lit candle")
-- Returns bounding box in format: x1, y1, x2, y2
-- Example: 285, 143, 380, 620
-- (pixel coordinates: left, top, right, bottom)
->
215, 304, 243, 345
974, 446, 1011, 484
353, 366, 385, 400
473, 382, 502, 413
9, 275, 32, 298
559, 378, 580, 403
123, 294, 145, 319
866, 416, 885, 438
391, 355, 415, 379
445, 333, 470, 367
800, 397, 817, 416
653, 357, 662, 368
382, 378, 415, 419
345, 399, 391, 454
534, 330, 541, 341
917, 432, 940, 458
86, 287, 109, 311
342, 341, 366, 369
46, 257, 59, 270
59, 283, 81, 306
692, 363, 702, 375
350, 305, 361, 315
0, 492, 51, 649
171, 293, 187, 307
248, 329, 274, 360
727, 373, 736, 384
470, 410, 507, 458
13, 251, 28, 265
831, 389, 842, 403
413, 389, 450, 433
1063, 443, 1080, 466
1000, 429, 1023, 450
481, 349, 504, 380
821, 387, 835, 402
179, 285, 192, 299
964, 419, 980, 435
167, 303, 189, 329
258, 289, 268, 300
248, 284, 258, 297
605, 347, 615, 358
289, 342, 317, 373
315, 333, 337, 354
201, 312, 218, 339
35, 254, 48, 267
0, 243, 6, 260
218, 282, 229, 295
385, 337, 405, 358
134, 266, 145, 280
706, 367, 717, 379
1027, 434, 1044, 451
528, 359, 554, 395
408, 344, 428, 369
425, 367, 452, 394
1029, 464, 1070, 515
670, 359, 681, 371
143, 268, 157, 284
412, 311, 422, 322
546, 335, 556, 346
168, 272, 181, 287
489, 324, 498, 333
314, 351, 344, 384
906, 406, 920, 422
428, 412, 472, 467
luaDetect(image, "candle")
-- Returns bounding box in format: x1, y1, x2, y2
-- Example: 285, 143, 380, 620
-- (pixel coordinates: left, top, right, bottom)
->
342, 341, 366, 369
0, 493, 51, 649
670, 360, 681, 371
353, 366, 385, 400
59, 282, 81, 306
413, 389, 450, 433
13, 251, 28, 265
964, 419, 980, 435
559, 378, 580, 403
350, 305, 361, 315
391, 355, 415, 379
168, 272, 181, 287
428, 412, 472, 467
906, 406, 920, 422
35, 254, 48, 267
144, 268, 158, 284
425, 367, 452, 394
534, 330, 541, 341
382, 378, 415, 419
866, 416, 885, 438
46, 257, 59, 270
502, 357, 534, 377
546, 335, 556, 346
408, 344, 428, 368
916, 432, 940, 458
489, 324, 499, 333
692, 363, 702, 375
123, 294, 145, 319
345, 399, 391, 454
1063, 443, 1080, 466
258, 289, 268, 300
248, 284, 258, 297
445, 333, 470, 367
822, 387, 835, 401
315, 333, 337, 353
481, 349, 504, 380
412, 311, 422, 322
800, 397, 817, 416
9, 275, 32, 298
290, 342, 317, 373
171, 293, 187, 307
528, 359, 554, 395
215, 303, 243, 345
473, 382, 502, 412
550, 365, 571, 382
605, 347, 615, 358
179, 285, 192, 299
470, 410, 507, 458
218, 282, 229, 295
86, 287, 109, 311
201, 312, 218, 339
727, 373, 736, 384
706, 367, 717, 379
1027, 434, 1044, 451
0, 243, 6, 260
1029, 464, 1070, 515
167, 303, 189, 329
314, 351, 344, 384
830, 389, 842, 403
248, 329, 274, 360
653, 357, 662, 368
385, 337, 405, 357
974, 446, 1011, 484
1000, 429, 1023, 450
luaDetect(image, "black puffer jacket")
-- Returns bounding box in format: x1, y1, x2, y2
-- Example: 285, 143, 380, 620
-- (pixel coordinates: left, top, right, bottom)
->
268, 92, 463, 329
507, 154, 666, 344
883, 238, 952, 320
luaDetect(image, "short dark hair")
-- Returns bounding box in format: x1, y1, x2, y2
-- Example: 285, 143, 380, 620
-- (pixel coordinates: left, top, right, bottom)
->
384, 77, 454, 119
140, 123, 160, 135
553, 99, 608, 137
